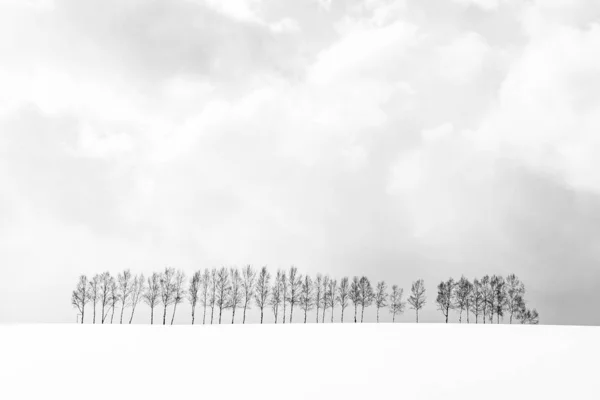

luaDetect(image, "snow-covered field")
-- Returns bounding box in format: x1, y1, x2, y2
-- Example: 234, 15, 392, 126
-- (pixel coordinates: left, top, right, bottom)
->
1, 324, 598, 399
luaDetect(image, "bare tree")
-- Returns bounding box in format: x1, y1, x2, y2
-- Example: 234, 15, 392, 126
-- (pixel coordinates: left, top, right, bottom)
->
327, 278, 337, 323
321, 275, 330, 323
229, 268, 243, 324
129, 274, 145, 324
144, 272, 160, 324
314, 274, 323, 323
517, 306, 539, 324
506, 274, 525, 324
455, 276, 472, 323
241, 265, 255, 324
491, 275, 507, 324
209, 268, 217, 324
280, 271, 288, 323
287, 266, 302, 323
480, 275, 491, 324
436, 278, 456, 323
374, 281, 388, 323
88, 274, 100, 324
200, 269, 211, 325
469, 278, 484, 324
215, 267, 231, 324
117, 269, 133, 324
337, 277, 350, 323
188, 271, 201, 325
255, 266, 270, 324
109, 278, 118, 324
408, 279, 426, 323
159, 267, 176, 325
299, 275, 314, 323
349, 276, 361, 323
171, 270, 186, 325
71, 275, 89, 324
99, 271, 113, 324
358, 276, 374, 323
270, 269, 283, 323
389, 285, 405, 322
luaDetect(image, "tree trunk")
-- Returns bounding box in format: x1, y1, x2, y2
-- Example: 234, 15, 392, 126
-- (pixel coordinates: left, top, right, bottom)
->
416, 309, 419, 323
392, 312, 396, 323
361, 304, 365, 323
232, 308, 236, 324
459, 309, 462, 323
93, 304, 96, 324
192, 308, 195, 325
331, 306, 334, 323
289, 304, 294, 323
203, 304, 207, 325
322, 308, 326, 324
304, 308, 307, 323
110, 306, 115, 324
354, 304, 357, 323
376, 307, 379, 323
445, 312, 448, 323
163, 304, 167, 325
341, 307, 344, 323
316, 307, 319, 323
171, 303, 178, 325
211, 305, 215, 324
283, 300, 286, 324
260, 308, 264, 324
120, 304, 125, 324
81, 308, 85, 324
129, 305, 136, 324
243, 303, 247, 324
101, 303, 105, 324
219, 305, 223, 324
150, 307, 154, 325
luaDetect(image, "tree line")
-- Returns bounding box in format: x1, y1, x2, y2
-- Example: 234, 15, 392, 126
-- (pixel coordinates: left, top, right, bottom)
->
71, 266, 539, 325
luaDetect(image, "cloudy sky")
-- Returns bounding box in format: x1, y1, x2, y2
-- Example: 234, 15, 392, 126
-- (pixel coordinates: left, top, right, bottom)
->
1, 0, 599, 325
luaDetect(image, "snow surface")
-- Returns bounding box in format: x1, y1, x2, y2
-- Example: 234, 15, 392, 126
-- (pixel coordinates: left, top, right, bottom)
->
1, 324, 598, 399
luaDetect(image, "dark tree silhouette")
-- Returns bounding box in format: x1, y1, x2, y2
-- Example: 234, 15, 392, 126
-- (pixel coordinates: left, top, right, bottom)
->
188, 271, 201, 325
129, 274, 145, 324
491, 275, 507, 324
88, 274, 100, 324
469, 279, 484, 324
321, 275, 330, 323
517, 300, 539, 324
389, 285, 405, 322
209, 268, 217, 324
408, 279, 426, 323
436, 278, 455, 323
480, 275, 491, 324
171, 270, 186, 325
374, 281, 388, 323
280, 270, 288, 323
144, 272, 160, 324
200, 269, 211, 325
255, 266, 270, 324
506, 274, 525, 324
241, 265, 255, 324
314, 274, 323, 323
117, 269, 133, 324
287, 266, 302, 323
327, 278, 337, 323
109, 278, 118, 324
215, 267, 231, 324
349, 276, 361, 323
299, 275, 314, 323
99, 272, 113, 324
455, 276, 472, 323
71, 275, 89, 324
270, 269, 283, 323
337, 277, 350, 323
229, 268, 242, 324
159, 267, 176, 325
358, 276, 374, 323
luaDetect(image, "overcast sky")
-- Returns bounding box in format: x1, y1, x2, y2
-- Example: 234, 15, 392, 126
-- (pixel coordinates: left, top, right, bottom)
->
1, 0, 599, 325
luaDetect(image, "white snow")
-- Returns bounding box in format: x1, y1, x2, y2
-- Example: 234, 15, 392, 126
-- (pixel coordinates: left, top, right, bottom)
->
1, 324, 598, 399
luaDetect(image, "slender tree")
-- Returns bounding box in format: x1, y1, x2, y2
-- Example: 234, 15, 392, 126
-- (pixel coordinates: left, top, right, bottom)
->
109, 278, 118, 324
241, 265, 255, 324
71, 275, 89, 324
144, 272, 160, 324
188, 271, 201, 325
358, 276, 374, 323
480, 275, 491, 324
327, 278, 337, 323
314, 274, 323, 323
517, 300, 539, 324
229, 268, 243, 324
299, 275, 314, 323
374, 281, 388, 323
200, 269, 210, 325
171, 270, 186, 325
287, 266, 302, 323
88, 274, 100, 324
209, 268, 217, 324
492, 275, 507, 324
506, 274, 525, 324
469, 278, 484, 324
270, 269, 283, 323
389, 285, 405, 322
215, 267, 231, 324
408, 279, 426, 323
436, 278, 456, 323
129, 274, 145, 324
280, 270, 288, 324
321, 275, 330, 323
349, 276, 361, 323
255, 266, 270, 324
455, 276, 472, 323
159, 267, 176, 325
117, 269, 133, 324
99, 271, 112, 324
337, 277, 350, 323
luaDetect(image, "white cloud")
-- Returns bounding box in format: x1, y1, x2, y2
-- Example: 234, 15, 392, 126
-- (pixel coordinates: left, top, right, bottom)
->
436, 32, 490, 83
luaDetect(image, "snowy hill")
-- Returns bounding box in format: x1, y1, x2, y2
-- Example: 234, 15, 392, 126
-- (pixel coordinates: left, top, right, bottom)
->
1, 324, 598, 399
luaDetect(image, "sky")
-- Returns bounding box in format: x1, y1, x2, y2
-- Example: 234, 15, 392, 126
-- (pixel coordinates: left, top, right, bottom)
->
1, 0, 600, 325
